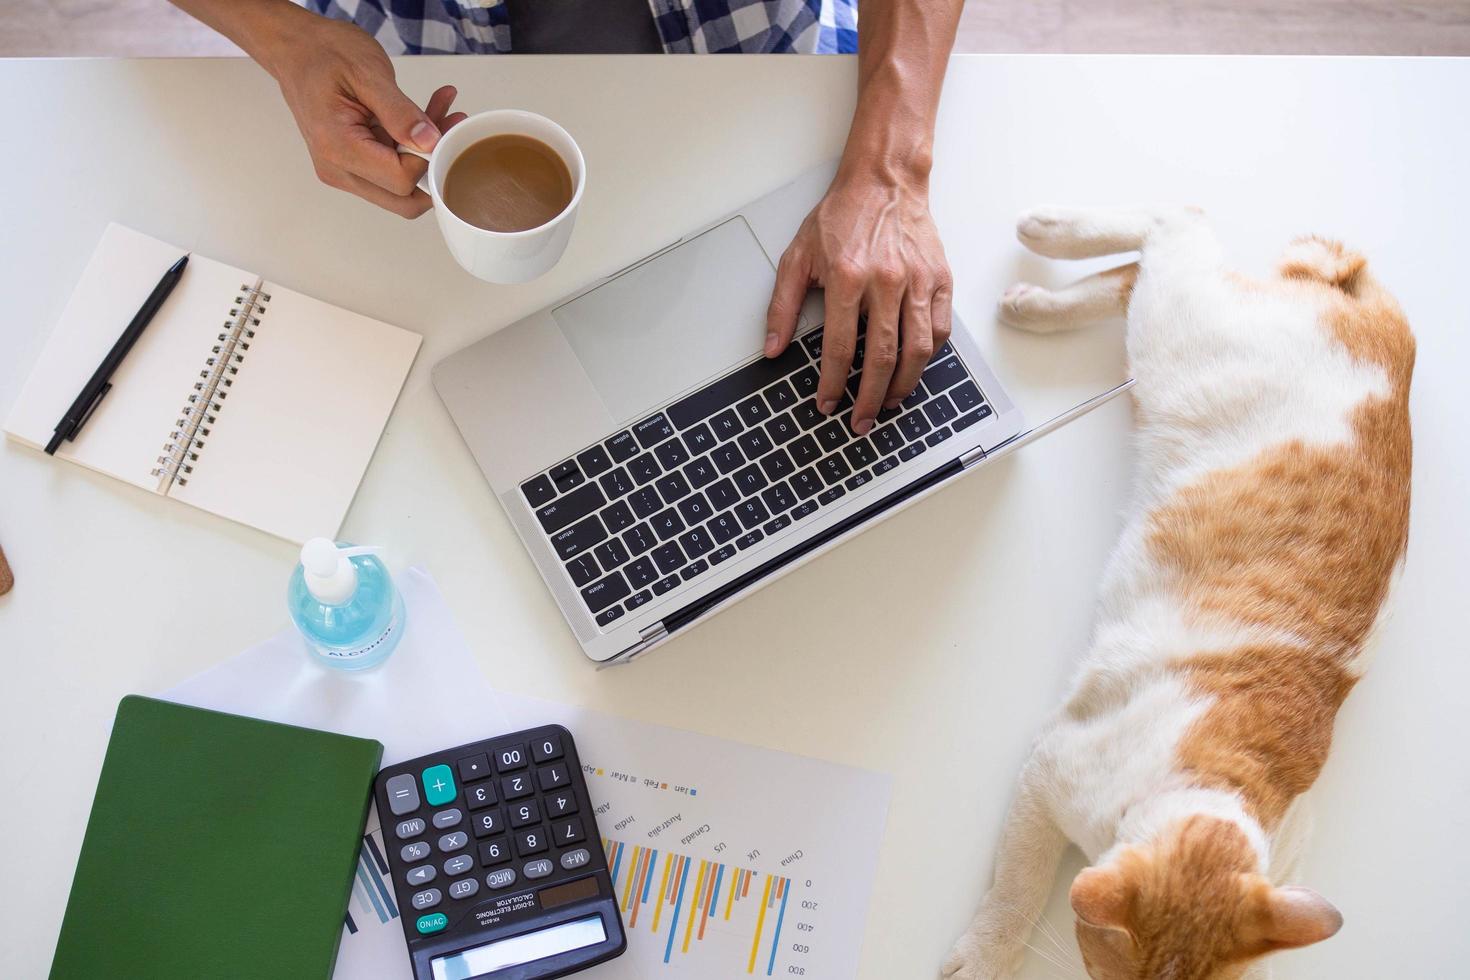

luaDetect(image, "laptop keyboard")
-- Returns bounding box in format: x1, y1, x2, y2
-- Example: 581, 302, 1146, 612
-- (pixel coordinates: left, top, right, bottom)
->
520, 328, 994, 629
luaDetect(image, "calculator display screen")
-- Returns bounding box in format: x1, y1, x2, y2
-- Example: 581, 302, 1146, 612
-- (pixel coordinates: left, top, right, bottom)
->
539, 875, 601, 911
430, 916, 606, 980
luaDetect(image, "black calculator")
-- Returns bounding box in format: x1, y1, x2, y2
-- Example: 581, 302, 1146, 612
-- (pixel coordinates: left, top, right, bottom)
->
373, 726, 626, 980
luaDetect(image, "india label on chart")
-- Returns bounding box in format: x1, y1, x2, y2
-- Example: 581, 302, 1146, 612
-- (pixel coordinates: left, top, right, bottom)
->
498, 694, 892, 980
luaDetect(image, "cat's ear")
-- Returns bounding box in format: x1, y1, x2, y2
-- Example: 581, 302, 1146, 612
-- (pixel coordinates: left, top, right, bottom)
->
1248, 885, 1343, 951
1070, 866, 1133, 932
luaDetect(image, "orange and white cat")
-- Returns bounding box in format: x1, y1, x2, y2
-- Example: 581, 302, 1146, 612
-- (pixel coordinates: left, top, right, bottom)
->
942, 206, 1414, 980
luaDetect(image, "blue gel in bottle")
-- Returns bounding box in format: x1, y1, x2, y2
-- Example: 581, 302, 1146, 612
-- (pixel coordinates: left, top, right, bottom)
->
288, 538, 405, 670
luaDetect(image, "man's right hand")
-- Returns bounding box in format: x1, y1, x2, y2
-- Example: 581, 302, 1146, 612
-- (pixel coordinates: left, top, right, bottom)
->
251, 4, 466, 217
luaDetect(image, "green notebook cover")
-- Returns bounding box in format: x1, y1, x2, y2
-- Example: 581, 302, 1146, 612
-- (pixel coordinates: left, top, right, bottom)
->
50, 695, 383, 979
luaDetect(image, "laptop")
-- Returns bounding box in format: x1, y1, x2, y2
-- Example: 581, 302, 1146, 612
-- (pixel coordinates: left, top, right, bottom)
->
433, 163, 1130, 664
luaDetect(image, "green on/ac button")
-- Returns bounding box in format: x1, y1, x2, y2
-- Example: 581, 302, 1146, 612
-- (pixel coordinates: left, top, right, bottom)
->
417, 913, 448, 935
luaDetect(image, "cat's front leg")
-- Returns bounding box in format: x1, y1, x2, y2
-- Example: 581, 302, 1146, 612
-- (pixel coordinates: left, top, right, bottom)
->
942, 770, 1068, 979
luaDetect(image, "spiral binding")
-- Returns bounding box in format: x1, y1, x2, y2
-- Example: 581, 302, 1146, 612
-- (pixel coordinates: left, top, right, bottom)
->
152, 278, 271, 492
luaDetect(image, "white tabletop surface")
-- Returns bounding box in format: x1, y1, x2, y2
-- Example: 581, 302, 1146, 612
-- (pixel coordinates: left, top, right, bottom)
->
2, 54, 1467, 979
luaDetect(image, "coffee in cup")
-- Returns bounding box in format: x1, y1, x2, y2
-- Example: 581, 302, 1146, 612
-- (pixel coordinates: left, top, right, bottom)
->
441, 134, 575, 234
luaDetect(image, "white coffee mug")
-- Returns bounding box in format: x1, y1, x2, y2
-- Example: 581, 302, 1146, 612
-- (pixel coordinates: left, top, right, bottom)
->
401, 110, 585, 284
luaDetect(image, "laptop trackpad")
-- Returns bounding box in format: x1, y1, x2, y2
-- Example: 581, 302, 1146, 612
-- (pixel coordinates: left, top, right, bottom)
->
552, 216, 789, 424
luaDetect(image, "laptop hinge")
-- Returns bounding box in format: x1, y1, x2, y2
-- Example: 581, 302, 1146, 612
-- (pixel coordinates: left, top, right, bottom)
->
603, 623, 669, 668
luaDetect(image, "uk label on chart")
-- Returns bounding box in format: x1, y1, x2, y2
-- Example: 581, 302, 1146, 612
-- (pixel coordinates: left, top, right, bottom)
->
498, 695, 892, 980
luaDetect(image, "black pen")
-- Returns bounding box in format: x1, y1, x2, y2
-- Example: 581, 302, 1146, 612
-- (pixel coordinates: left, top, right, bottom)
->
45, 254, 189, 455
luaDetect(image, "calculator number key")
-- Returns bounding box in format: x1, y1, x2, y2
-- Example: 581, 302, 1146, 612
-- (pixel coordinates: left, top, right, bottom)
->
456, 754, 491, 782
515, 829, 547, 856
531, 735, 563, 763
495, 746, 528, 772
510, 800, 541, 828
545, 791, 578, 818
553, 818, 585, 846
466, 782, 497, 811
478, 837, 511, 865
501, 773, 534, 800
471, 810, 505, 838
536, 763, 571, 791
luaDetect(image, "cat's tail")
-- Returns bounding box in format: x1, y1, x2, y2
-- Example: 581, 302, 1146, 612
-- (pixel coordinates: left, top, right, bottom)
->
1276, 236, 1368, 294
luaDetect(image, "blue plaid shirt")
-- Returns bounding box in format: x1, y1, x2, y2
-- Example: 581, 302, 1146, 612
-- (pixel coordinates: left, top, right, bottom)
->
307, 0, 859, 54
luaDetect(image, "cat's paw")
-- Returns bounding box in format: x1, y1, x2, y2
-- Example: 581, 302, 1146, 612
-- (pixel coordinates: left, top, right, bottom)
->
1015, 207, 1085, 258
940, 933, 1016, 980
997, 282, 1065, 333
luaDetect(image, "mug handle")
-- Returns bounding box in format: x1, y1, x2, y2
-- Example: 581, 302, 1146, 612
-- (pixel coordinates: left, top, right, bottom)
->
397, 145, 432, 196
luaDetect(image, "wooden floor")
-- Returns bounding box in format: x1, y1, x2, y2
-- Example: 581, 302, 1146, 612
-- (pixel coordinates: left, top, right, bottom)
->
4, 0, 1469, 57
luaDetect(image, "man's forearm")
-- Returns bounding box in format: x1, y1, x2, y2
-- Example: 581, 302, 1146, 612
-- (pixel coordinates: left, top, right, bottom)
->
168, 0, 305, 72
838, 0, 965, 187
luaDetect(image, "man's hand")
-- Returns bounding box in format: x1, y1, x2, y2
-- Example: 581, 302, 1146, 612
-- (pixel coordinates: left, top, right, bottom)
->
765, 170, 952, 435
261, 10, 467, 217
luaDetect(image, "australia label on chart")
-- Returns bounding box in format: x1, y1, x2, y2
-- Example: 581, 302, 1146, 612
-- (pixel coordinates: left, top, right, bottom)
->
496, 694, 892, 980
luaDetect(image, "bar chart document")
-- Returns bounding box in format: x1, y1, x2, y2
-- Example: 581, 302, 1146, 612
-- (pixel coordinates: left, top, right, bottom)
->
498, 695, 892, 980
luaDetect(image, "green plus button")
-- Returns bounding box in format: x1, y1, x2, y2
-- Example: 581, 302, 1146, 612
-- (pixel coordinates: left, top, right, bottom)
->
422, 764, 456, 807
416, 913, 448, 935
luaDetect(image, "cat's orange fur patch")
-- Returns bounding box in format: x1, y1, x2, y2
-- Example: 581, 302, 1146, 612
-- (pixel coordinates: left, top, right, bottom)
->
1149, 244, 1414, 829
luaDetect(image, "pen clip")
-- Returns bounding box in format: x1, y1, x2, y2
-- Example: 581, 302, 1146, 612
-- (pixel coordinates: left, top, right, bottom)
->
70, 381, 112, 440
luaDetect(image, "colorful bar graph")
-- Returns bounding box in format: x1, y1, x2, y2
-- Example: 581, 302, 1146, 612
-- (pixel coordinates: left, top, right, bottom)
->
604, 838, 792, 975
345, 829, 398, 933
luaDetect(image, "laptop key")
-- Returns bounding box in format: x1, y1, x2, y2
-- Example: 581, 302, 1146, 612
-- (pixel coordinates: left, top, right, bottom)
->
625, 589, 652, 610
792, 400, 825, 430
549, 460, 583, 494
790, 469, 823, 500
815, 421, 848, 453
735, 395, 770, 427
733, 464, 767, 497
735, 499, 770, 530
679, 422, 714, 456
899, 442, 926, 462
580, 571, 630, 614
680, 560, 709, 582
535, 483, 605, 534
817, 486, 846, 506
789, 434, 821, 467
598, 466, 634, 500
871, 425, 904, 456
595, 606, 624, 627
705, 478, 740, 511
922, 356, 967, 394
623, 524, 657, 556
953, 404, 994, 432
551, 517, 605, 561
817, 455, 852, 486
677, 492, 712, 525
654, 439, 690, 470
844, 440, 877, 470
625, 557, 657, 588
521, 475, 555, 508
764, 413, 800, 445
708, 512, 741, 544
711, 443, 745, 474
924, 395, 958, 426
709, 544, 737, 565
736, 530, 765, 550
685, 455, 718, 489
628, 487, 662, 519
628, 452, 661, 485
565, 554, 599, 587
763, 515, 791, 535
800, 329, 824, 360
901, 382, 928, 410
605, 430, 639, 463
666, 344, 808, 429
593, 538, 630, 571
844, 471, 873, 491
950, 380, 984, 413
873, 456, 898, 475
736, 427, 773, 460
759, 448, 795, 482
926, 427, 953, 447
651, 575, 680, 596
652, 542, 686, 575
576, 446, 612, 479
654, 471, 691, 504
650, 508, 685, 541
792, 500, 819, 520
761, 481, 797, 514
763, 379, 798, 413
710, 409, 743, 441
634, 413, 675, 448
791, 365, 820, 398
679, 526, 715, 559
898, 410, 932, 441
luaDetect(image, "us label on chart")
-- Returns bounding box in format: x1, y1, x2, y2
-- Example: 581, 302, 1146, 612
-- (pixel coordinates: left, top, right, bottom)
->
498, 695, 892, 979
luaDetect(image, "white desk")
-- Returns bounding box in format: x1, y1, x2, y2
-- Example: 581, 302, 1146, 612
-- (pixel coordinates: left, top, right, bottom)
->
2, 55, 1466, 978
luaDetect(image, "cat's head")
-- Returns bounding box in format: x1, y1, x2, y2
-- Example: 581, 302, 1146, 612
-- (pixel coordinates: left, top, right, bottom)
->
1070, 816, 1341, 980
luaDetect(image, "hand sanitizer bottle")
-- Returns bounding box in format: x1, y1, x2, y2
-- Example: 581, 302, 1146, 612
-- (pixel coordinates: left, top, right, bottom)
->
288, 538, 406, 670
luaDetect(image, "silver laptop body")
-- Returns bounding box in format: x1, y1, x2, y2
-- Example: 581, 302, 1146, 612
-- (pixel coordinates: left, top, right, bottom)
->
434, 164, 1128, 663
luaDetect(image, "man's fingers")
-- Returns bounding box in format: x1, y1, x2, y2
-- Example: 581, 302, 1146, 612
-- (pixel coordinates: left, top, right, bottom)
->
339, 131, 429, 197
358, 70, 440, 152
852, 288, 902, 434
441, 111, 469, 131
765, 247, 811, 357
424, 84, 458, 124
816, 270, 862, 413
885, 288, 936, 410
336, 167, 433, 219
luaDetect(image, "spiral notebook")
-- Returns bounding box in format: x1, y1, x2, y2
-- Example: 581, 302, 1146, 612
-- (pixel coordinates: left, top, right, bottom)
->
4, 224, 421, 543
